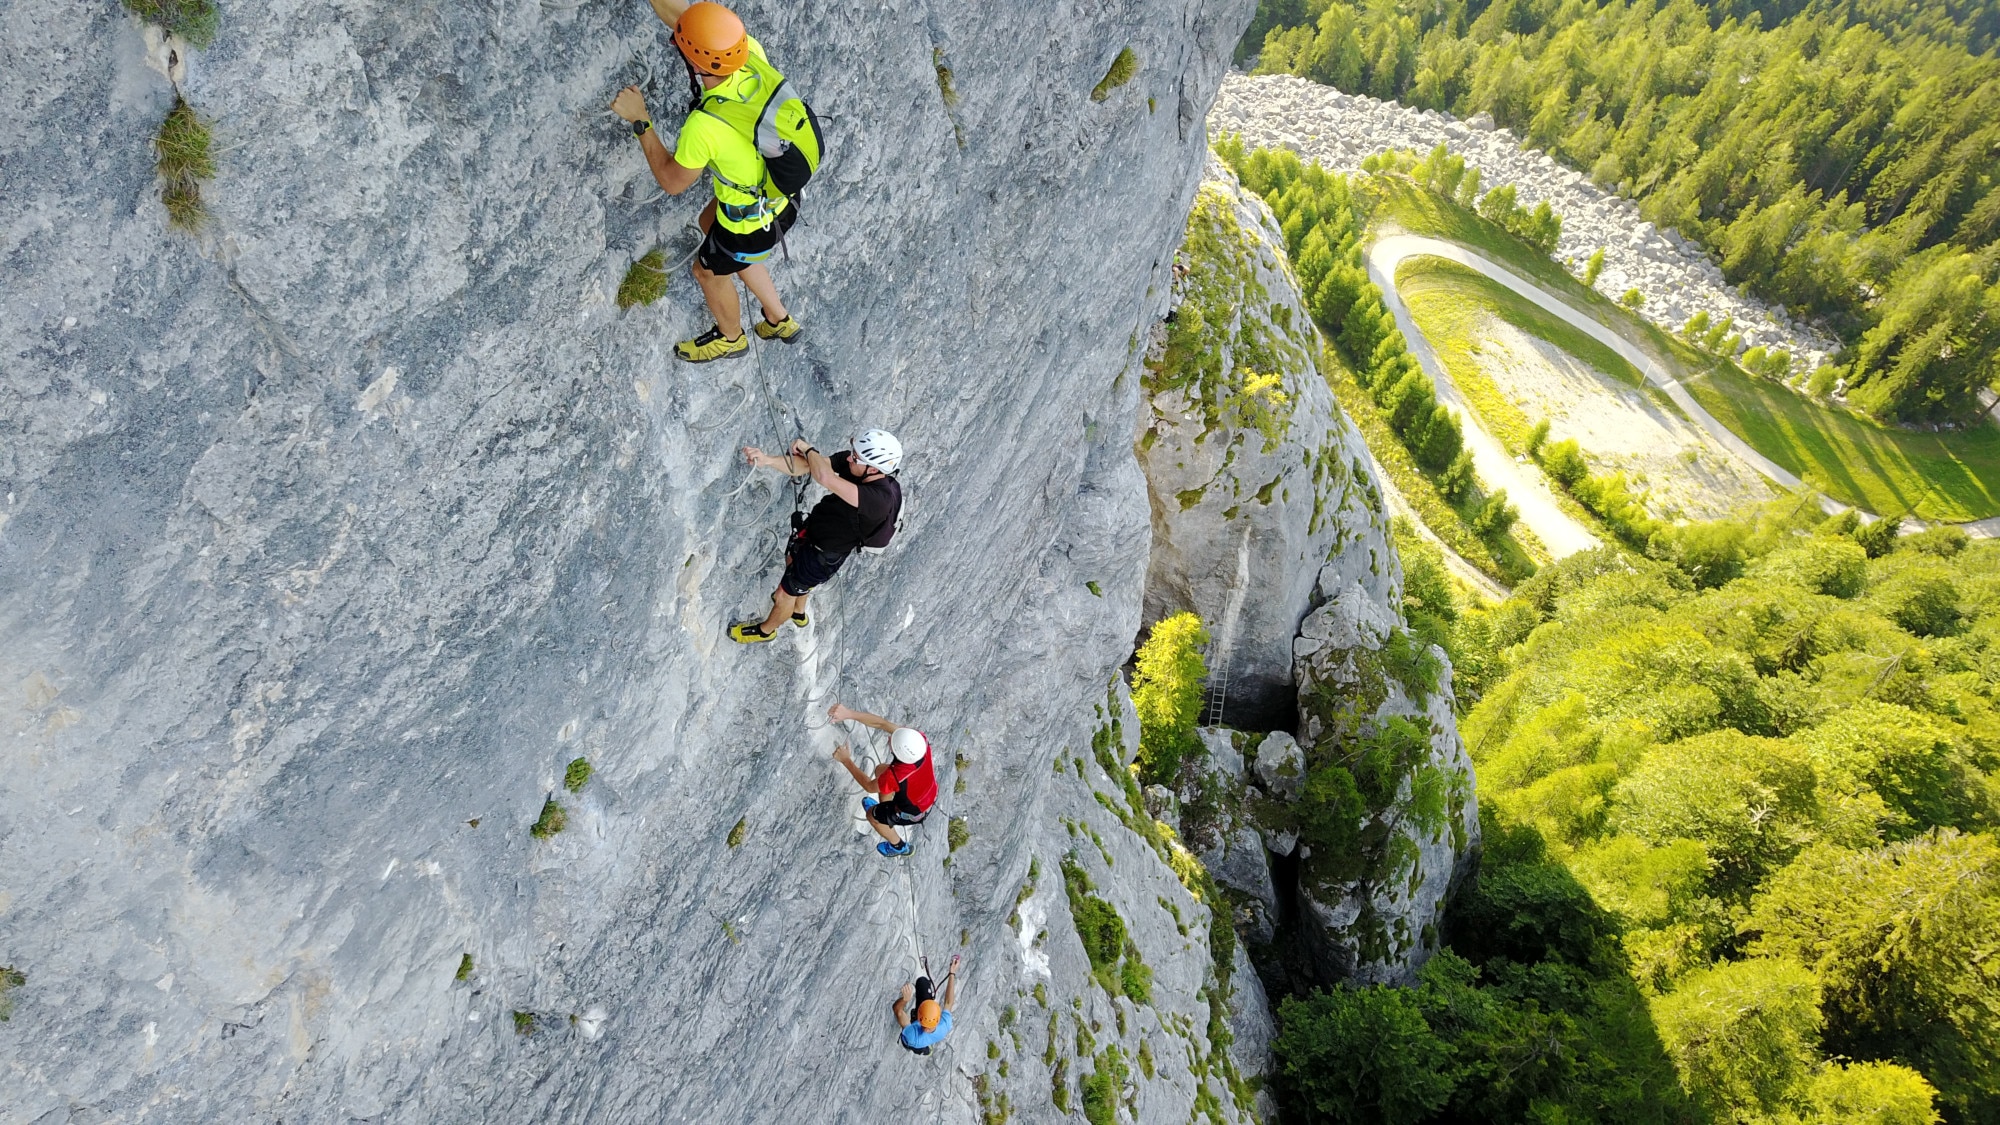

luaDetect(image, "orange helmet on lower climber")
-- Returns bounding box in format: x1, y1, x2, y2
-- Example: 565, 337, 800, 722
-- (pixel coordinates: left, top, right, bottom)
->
674, 2, 748, 76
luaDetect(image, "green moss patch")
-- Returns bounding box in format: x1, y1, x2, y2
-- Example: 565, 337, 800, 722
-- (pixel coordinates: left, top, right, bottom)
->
455, 954, 474, 982
529, 797, 567, 839
1090, 47, 1139, 101
562, 757, 592, 792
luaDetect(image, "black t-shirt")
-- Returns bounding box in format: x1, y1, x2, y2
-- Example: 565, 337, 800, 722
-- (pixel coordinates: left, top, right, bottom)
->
800, 451, 901, 556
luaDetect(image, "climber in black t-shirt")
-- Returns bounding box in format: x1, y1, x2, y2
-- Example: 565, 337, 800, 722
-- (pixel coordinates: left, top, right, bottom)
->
731, 428, 903, 643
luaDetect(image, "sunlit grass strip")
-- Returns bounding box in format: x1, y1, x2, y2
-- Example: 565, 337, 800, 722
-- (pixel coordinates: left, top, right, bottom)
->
1684, 361, 2000, 524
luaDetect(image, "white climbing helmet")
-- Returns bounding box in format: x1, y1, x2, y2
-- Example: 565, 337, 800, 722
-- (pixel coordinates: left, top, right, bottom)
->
891, 727, 928, 765
852, 429, 904, 474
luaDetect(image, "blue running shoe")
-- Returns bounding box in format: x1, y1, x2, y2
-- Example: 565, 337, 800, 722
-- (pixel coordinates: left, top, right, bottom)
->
877, 839, 912, 858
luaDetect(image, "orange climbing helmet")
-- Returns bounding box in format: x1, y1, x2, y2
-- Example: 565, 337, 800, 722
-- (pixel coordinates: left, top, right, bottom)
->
674, 2, 749, 76
916, 999, 942, 1030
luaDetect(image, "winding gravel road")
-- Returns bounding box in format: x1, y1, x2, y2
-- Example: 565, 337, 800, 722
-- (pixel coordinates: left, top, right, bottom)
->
1366, 235, 1601, 560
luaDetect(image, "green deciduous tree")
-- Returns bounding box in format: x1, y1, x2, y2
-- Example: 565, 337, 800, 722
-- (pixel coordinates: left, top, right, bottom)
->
1132, 612, 1208, 784
1274, 985, 1457, 1125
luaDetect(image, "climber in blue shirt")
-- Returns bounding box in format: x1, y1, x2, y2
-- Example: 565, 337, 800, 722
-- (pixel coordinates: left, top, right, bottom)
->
895, 954, 961, 1054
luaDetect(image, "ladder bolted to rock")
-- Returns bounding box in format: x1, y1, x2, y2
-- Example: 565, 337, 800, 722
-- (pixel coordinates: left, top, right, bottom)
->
1204, 636, 1231, 728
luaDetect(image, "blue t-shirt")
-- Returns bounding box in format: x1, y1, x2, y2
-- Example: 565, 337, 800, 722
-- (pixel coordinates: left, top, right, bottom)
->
900, 1010, 953, 1050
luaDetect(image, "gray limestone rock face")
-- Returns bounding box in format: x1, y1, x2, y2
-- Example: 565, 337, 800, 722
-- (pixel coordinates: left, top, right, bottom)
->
1182, 727, 1277, 946
0, 0, 1262, 1120
1286, 583, 1481, 986
981, 682, 1269, 1124
1252, 730, 1303, 803
1137, 158, 1387, 730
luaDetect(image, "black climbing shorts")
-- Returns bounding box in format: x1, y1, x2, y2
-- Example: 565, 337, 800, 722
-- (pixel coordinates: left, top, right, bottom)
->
869, 791, 929, 828
698, 203, 800, 277
779, 534, 845, 597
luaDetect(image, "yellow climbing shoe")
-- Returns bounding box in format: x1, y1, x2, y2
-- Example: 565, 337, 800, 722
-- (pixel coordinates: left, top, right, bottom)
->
729, 621, 776, 644
753, 315, 802, 343
791, 611, 809, 628
676, 327, 749, 363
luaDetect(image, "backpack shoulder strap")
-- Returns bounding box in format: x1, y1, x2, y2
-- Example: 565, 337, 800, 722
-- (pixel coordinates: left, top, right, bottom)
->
688, 108, 769, 197
753, 78, 792, 152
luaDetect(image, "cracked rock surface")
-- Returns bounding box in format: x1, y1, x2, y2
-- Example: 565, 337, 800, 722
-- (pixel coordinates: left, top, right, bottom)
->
0, 0, 1269, 1119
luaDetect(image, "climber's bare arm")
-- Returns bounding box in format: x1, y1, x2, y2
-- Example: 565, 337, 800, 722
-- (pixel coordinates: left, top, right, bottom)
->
828, 703, 899, 734
742, 443, 815, 476
648, 0, 689, 29
610, 87, 700, 195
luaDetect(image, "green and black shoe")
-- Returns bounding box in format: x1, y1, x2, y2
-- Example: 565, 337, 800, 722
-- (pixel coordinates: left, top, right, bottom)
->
676, 327, 749, 363
754, 314, 802, 344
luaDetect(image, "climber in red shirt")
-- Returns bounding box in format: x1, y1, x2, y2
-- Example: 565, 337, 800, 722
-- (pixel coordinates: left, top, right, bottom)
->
829, 701, 937, 858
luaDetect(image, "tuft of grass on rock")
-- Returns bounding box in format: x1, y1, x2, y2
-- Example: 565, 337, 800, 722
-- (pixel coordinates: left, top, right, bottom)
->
155, 97, 214, 231
617, 249, 669, 309
455, 954, 474, 982
512, 1010, 535, 1036
727, 817, 748, 848
0, 966, 25, 1021
932, 48, 959, 107
1090, 47, 1139, 101
562, 757, 592, 793
529, 797, 567, 839
949, 816, 970, 853
1085, 580, 1102, 597
123, 0, 219, 47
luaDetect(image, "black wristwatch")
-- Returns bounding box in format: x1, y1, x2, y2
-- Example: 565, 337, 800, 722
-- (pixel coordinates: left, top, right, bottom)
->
632, 119, 652, 138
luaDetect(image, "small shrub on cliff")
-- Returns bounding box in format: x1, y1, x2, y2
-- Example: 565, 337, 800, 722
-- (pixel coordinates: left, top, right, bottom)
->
1131, 612, 1208, 785
617, 249, 669, 309
563, 757, 592, 792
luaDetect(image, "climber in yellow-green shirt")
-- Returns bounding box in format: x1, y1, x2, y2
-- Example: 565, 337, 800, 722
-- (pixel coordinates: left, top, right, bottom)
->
611, 1, 804, 363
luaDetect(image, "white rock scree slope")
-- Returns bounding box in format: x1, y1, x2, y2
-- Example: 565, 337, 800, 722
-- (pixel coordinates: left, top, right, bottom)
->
0, 0, 1347, 1120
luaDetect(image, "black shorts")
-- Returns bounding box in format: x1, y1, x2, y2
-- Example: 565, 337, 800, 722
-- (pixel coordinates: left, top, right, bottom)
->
869, 791, 928, 828
779, 534, 846, 597
698, 202, 800, 277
